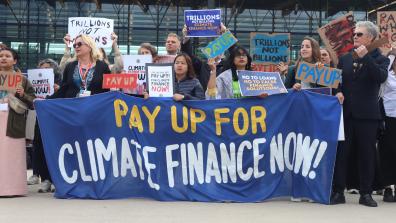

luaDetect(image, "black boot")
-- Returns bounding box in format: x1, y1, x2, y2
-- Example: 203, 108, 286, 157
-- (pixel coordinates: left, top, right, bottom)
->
359, 194, 378, 207
383, 188, 394, 202
330, 192, 345, 205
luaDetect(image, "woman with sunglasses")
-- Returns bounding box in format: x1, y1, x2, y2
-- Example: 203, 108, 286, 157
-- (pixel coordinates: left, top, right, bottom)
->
60, 32, 121, 74
50, 35, 110, 99
331, 21, 389, 207
0, 47, 35, 197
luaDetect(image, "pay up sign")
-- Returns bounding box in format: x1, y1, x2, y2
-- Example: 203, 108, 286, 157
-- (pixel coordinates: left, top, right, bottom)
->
0, 71, 23, 92
201, 31, 238, 58
296, 62, 342, 88
68, 17, 114, 48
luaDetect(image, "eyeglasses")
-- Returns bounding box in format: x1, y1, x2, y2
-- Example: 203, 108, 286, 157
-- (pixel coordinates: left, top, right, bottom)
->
353, 32, 364, 38
73, 42, 86, 48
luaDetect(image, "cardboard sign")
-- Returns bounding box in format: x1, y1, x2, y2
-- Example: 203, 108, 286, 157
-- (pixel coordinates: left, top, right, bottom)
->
296, 62, 342, 88
250, 32, 290, 65
27, 68, 55, 98
146, 63, 174, 97
237, 70, 287, 96
102, 74, 138, 89
68, 17, 114, 48
201, 31, 238, 58
377, 11, 396, 51
155, 55, 177, 64
122, 55, 152, 94
0, 71, 23, 92
184, 9, 221, 37
318, 12, 355, 65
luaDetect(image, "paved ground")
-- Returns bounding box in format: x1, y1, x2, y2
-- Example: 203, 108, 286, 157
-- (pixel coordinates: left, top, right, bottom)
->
1, 172, 395, 223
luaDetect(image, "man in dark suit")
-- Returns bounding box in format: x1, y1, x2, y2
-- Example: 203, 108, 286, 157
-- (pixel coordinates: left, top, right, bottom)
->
331, 21, 390, 207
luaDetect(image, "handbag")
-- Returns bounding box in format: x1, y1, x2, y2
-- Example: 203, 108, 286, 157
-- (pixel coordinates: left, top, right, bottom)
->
7, 93, 28, 114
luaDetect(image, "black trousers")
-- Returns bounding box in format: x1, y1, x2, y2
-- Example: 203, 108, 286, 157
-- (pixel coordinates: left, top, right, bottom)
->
333, 118, 379, 195
378, 116, 396, 186
33, 119, 51, 182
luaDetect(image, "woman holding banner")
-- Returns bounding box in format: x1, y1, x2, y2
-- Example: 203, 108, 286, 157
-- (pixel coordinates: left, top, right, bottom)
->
284, 37, 322, 89
172, 53, 205, 100
29, 59, 63, 193
51, 34, 110, 98
0, 47, 35, 197
206, 45, 253, 99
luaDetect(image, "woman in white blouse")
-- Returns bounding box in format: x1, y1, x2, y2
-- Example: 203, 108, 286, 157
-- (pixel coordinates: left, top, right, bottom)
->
379, 49, 396, 202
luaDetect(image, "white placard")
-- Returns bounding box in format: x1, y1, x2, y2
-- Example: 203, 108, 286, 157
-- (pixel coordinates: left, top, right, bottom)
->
146, 63, 174, 97
338, 109, 345, 141
0, 103, 8, 111
68, 17, 114, 48
122, 55, 153, 95
27, 68, 55, 98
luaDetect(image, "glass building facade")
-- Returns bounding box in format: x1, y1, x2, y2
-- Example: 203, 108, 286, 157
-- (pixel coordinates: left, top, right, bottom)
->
0, 0, 367, 71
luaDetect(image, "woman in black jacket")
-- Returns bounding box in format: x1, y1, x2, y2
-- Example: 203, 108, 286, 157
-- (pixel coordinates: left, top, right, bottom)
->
51, 34, 110, 99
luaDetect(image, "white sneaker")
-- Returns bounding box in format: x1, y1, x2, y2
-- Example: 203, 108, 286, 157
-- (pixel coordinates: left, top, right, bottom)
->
291, 197, 302, 202
27, 175, 39, 185
38, 180, 52, 193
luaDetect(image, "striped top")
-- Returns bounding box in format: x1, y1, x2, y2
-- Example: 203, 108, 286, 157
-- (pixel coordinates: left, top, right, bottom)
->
174, 77, 205, 100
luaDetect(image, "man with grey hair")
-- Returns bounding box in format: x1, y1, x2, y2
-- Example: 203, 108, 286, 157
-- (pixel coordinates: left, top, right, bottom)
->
331, 21, 390, 207
165, 33, 181, 55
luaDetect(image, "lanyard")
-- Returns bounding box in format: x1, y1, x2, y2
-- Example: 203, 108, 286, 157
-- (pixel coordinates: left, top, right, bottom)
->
78, 63, 92, 89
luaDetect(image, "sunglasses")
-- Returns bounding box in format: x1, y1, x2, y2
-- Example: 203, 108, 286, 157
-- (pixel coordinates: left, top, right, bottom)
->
73, 42, 86, 48
353, 32, 364, 37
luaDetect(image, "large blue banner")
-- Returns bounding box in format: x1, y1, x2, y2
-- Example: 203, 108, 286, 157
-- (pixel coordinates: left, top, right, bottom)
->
35, 91, 341, 204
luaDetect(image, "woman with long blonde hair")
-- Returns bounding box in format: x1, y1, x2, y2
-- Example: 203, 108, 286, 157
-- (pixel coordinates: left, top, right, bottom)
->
51, 35, 110, 98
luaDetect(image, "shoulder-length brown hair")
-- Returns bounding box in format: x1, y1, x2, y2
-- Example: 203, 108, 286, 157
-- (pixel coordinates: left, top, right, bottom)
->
174, 53, 196, 79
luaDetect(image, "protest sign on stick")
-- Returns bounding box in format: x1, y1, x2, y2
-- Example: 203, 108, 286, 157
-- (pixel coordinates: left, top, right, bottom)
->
68, 17, 114, 48
201, 31, 238, 58
250, 33, 290, 65
378, 11, 396, 52
318, 12, 355, 65
184, 9, 221, 37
